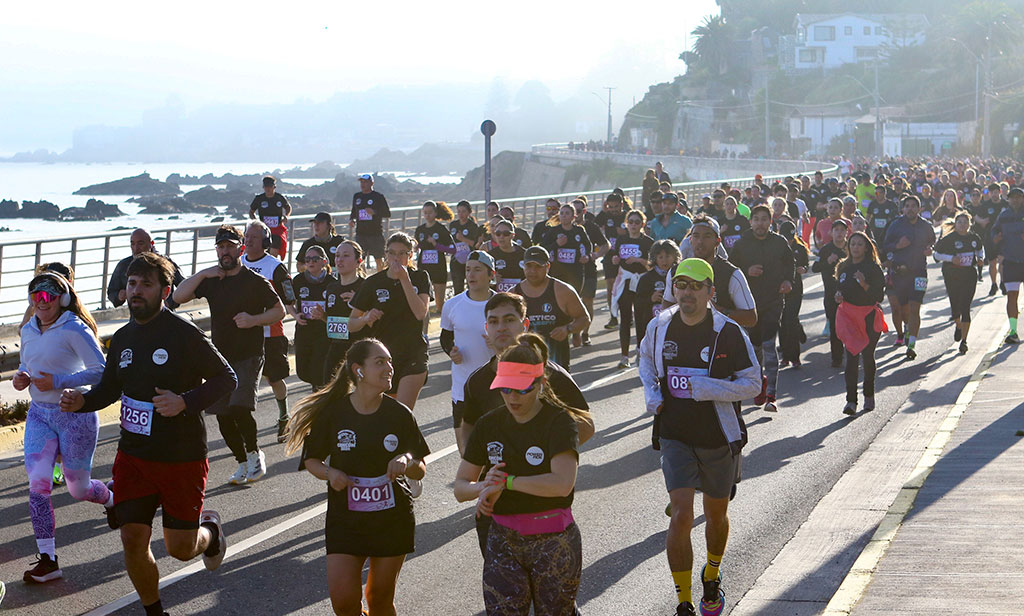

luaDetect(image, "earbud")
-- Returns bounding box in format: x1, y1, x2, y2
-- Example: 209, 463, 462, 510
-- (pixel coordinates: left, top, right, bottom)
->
356, 368, 364, 378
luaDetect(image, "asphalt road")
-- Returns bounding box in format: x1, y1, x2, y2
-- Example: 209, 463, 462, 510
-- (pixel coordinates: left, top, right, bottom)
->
0, 263, 995, 615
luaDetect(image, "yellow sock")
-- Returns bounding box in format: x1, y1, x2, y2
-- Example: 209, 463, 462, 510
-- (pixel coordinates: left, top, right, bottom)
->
672, 570, 692, 604
704, 552, 723, 581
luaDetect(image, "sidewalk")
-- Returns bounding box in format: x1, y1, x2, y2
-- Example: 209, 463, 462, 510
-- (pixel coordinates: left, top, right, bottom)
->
848, 340, 1024, 614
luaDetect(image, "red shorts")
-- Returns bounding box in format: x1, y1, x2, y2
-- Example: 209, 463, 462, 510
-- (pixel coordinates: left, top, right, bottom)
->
271, 227, 288, 257
112, 451, 208, 528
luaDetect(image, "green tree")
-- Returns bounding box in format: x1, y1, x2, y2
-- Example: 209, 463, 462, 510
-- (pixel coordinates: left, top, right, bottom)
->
681, 15, 734, 76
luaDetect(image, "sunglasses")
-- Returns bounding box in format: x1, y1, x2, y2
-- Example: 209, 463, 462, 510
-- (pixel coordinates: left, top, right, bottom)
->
498, 379, 539, 395
674, 280, 711, 291
304, 256, 326, 263
493, 231, 512, 237
31, 290, 60, 303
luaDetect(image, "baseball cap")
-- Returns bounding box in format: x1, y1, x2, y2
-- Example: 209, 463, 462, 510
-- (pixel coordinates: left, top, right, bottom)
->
523, 246, 550, 265
754, 174, 763, 180
215, 227, 243, 245
690, 217, 721, 236
1009, 187, 1024, 198
357, 173, 373, 181
662, 192, 679, 204
313, 211, 333, 224
490, 361, 545, 391
672, 258, 714, 283
467, 250, 496, 271
29, 273, 68, 297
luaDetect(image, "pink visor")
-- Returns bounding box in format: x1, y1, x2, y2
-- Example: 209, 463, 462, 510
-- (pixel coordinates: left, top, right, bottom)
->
490, 361, 545, 391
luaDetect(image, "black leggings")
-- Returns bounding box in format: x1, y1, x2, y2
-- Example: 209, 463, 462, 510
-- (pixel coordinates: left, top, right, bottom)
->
943, 269, 977, 323
824, 297, 843, 364
845, 313, 881, 403
451, 259, 466, 295
779, 288, 804, 362
618, 289, 640, 356
217, 405, 259, 463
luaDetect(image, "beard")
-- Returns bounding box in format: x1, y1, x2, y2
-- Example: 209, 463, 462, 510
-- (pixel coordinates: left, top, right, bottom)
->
219, 253, 240, 271
128, 296, 161, 322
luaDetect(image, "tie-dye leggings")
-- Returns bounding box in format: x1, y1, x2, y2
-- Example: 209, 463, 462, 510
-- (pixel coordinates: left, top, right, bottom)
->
483, 521, 582, 616
24, 402, 111, 544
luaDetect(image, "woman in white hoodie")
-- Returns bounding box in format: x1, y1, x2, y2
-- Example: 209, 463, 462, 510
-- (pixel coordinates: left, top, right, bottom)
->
13, 272, 111, 583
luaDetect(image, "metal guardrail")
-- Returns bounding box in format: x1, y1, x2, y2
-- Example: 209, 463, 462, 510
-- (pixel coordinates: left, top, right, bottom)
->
0, 161, 839, 324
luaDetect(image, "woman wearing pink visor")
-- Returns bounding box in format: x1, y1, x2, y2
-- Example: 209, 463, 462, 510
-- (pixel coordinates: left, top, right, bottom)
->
454, 333, 590, 615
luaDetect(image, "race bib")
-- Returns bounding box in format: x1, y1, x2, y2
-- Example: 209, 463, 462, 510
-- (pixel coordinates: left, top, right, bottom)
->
301, 300, 325, 319
652, 304, 664, 318
723, 235, 739, 249
455, 242, 471, 260
874, 218, 886, 228
956, 253, 974, 266
120, 395, 153, 437
497, 278, 521, 293
421, 249, 439, 264
262, 215, 280, 228
327, 316, 350, 340
914, 276, 927, 291
608, 237, 617, 249
347, 475, 396, 512
557, 248, 576, 264
358, 208, 373, 221
619, 244, 642, 260
666, 366, 707, 399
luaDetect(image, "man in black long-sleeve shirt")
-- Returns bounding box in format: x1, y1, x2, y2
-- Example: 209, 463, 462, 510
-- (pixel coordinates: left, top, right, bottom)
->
728, 204, 794, 412
106, 228, 185, 309
60, 252, 236, 616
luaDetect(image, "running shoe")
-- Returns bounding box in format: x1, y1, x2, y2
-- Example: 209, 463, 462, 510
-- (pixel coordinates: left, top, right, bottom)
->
895, 336, 905, 346
905, 346, 917, 360
604, 316, 619, 330
228, 463, 248, 485
52, 464, 64, 487
104, 480, 119, 530
863, 397, 875, 412
1001, 282, 1007, 295
0, 579, 5, 607
954, 328, 962, 342
246, 450, 267, 483
780, 360, 790, 369
675, 602, 697, 616
277, 420, 288, 444
792, 358, 802, 369
843, 402, 857, 416
408, 478, 423, 498
23, 554, 62, 584
959, 341, 968, 355
1006, 333, 1020, 345
618, 357, 631, 369
699, 565, 725, 616
988, 283, 998, 296
764, 395, 778, 413
200, 510, 227, 571
754, 376, 767, 406
582, 333, 592, 346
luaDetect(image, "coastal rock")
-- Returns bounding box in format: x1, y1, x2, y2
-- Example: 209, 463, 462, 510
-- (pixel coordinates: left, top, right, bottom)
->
183, 186, 252, 207
74, 173, 181, 196
137, 197, 217, 215
0, 200, 19, 218
280, 161, 344, 179
60, 199, 125, 220
21, 200, 62, 219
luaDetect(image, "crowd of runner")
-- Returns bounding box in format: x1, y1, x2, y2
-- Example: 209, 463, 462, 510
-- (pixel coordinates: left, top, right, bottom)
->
8, 157, 1023, 615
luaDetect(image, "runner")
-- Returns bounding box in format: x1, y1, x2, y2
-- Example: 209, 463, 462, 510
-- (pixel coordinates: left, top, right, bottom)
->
778, 221, 810, 369
542, 203, 593, 297
249, 176, 291, 260
450, 200, 484, 295
882, 195, 936, 359
107, 228, 185, 309
596, 193, 628, 330
611, 210, 655, 368
440, 251, 496, 452
289, 245, 337, 390
320, 240, 367, 384
173, 225, 285, 485
933, 211, 984, 354
286, 338, 429, 616
295, 212, 345, 273
812, 219, 850, 367
714, 196, 751, 252
460, 293, 593, 554
992, 187, 1024, 344
634, 240, 681, 349
728, 205, 794, 412
241, 221, 296, 443
487, 219, 527, 293
15, 271, 111, 583
835, 232, 888, 415
349, 232, 432, 410
532, 198, 562, 246
649, 192, 692, 244
511, 246, 591, 371
498, 204, 533, 247
866, 184, 898, 246
415, 200, 456, 317
638, 258, 761, 616
349, 173, 391, 271
574, 197, 609, 347
970, 185, 1004, 296
683, 216, 758, 329
455, 333, 590, 615
60, 252, 235, 616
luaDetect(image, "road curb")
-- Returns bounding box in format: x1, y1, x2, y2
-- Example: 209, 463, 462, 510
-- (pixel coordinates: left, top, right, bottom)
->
821, 326, 1005, 615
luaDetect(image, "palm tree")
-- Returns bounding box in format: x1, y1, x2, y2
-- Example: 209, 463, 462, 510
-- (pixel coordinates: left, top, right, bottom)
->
681, 15, 734, 76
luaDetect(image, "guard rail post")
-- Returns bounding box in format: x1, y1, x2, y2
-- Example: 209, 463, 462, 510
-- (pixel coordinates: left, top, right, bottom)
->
100, 236, 111, 310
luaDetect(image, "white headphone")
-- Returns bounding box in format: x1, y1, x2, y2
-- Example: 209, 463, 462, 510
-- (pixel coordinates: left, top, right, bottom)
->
28, 273, 72, 308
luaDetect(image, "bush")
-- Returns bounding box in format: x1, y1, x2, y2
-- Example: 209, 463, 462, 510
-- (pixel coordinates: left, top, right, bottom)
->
0, 399, 30, 427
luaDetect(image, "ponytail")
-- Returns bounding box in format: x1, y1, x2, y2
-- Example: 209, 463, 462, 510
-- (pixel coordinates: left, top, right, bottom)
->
497, 333, 591, 426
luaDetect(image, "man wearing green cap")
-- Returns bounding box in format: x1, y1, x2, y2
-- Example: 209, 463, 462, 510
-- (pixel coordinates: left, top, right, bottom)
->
639, 258, 761, 616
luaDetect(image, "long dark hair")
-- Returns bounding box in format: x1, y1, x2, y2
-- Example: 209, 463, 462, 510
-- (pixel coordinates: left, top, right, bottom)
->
285, 338, 384, 455
497, 333, 591, 426
836, 231, 881, 274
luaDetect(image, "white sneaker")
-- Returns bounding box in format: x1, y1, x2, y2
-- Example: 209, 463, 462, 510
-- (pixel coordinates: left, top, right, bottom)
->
227, 463, 248, 485
246, 450, 266, 483
407, 478, 423, 498
199, 510, 227, 571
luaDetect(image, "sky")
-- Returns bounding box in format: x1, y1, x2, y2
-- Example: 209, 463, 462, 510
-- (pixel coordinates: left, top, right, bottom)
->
0, 0, 720, 153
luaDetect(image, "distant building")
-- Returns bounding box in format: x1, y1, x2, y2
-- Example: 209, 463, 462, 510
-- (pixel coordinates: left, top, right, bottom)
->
780, 13, 928, 71
788, 106, 859, 156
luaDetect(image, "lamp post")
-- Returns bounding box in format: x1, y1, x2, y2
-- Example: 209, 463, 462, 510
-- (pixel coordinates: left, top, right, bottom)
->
948, 37, 982, 153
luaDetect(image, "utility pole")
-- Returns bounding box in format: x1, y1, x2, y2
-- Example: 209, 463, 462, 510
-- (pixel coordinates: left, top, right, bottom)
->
764, 82, 770, 156
874, 58, 882, 158
982, 24, 992, 158
604, 87, 615, 143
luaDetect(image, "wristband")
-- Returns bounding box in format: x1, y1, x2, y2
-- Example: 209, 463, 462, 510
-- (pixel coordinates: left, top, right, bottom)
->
505, 475, 516, 491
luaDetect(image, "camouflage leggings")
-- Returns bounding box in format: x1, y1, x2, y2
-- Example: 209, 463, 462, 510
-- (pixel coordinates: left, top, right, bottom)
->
483, 521, 582, 616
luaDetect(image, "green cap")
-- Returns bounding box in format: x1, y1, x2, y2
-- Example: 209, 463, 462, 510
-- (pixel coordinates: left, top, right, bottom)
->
672, 258, 714, 283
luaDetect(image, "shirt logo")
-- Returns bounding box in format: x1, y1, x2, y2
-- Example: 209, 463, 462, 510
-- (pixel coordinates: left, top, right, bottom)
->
542, 303, 553, 313
462, 229, 469, 236
383, 434, 399, 452
299, 287, 309, 298
700, 346, 710, 363
261, 202, 268, 209
356, 198, 362, 205
337, 429, 356, 451
119, 349, 133, 369
376, 289, 390, 303
327, 295, 336, 308
152, 348, 169, 365
525, 446, 545, 466
663, 341, 678, 361
955, 241, 963, 249
487, 441, 504, 465
368, 199, 374, 205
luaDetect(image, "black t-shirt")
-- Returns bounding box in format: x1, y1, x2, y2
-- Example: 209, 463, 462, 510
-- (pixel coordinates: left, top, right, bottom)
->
635, 267, 669, 324
415, 222, 455, 272
514, 227, 532, 248
580, 218, 608, 275
836, 260, 885, 306
324, 277, 365, 344
302, 394, 430, 528
867, 200, 899, 236
249, 193, 290, 231
935, 231, 983, 273
488, 245, 526, 291
659, 310, 749, 448
463, 402, 579, 515
615, 234, 655, 275
716, 214, 751, 251
543, 224, 592, 283
295, 235, 346, 270
461, 358, 589, 426
450, 219, 483, 264
813, 241, 846, 294
971, 199, 1004, 232
81, 310, 233, 462
532, 220, 557, 247
350, 268, 432, 355
292, 271, 336, 340
350, 191, 391, 236
595, 211, 627, 261
195, 267, 280, 362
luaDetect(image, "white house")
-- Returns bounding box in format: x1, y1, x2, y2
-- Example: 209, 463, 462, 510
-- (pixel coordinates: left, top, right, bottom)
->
784, 13, 928, 71
789, 106, 859, 155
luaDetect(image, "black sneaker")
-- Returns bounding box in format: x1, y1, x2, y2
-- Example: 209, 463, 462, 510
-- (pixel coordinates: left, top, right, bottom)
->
24, 553, 62, 583
1006, 333, 1020, 345
989, 283, 998, 296
104, 481, 119, 530
843, 401, 857, 416
675, 602, 697, 616
277, 420, 288, 444
905, 346, 917, 360
604, 317, 618, 330
699, 565, 725, 616
959, 341, 968, 355
954, 327, 962, 342
581, 333, 592, 346
1001, 282, 1007, 295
